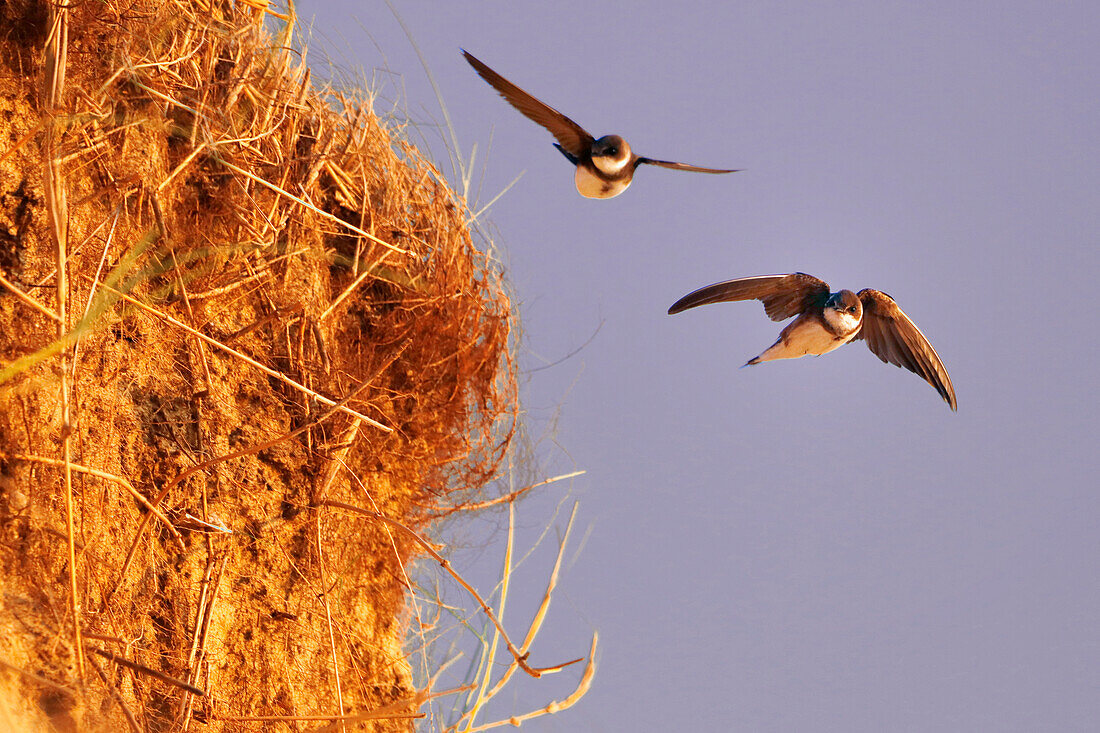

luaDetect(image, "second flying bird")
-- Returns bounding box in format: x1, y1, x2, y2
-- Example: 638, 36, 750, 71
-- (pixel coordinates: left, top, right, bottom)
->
463, 50, 738, 199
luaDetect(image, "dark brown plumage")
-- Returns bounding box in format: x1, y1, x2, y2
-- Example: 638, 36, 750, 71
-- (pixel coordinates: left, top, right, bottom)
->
853, 289, 957, 410
463, 49, 593, 159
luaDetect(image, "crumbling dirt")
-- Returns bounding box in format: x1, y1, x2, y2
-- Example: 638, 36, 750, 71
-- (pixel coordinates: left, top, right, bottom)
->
0, 1, 516, 730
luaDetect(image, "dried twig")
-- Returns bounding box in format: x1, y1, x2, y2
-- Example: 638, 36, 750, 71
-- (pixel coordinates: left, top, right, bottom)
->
88, 655, 142, 733
180, 554, 226, 730
316, 511, 346, 731
88, 645, 205, 697
309, 685, 471, 733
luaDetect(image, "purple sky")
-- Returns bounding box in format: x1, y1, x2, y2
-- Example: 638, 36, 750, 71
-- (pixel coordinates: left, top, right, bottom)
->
303, 3, 1099, 730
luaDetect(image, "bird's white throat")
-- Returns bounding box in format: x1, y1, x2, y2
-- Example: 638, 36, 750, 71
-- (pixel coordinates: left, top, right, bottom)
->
592, 153, 631, 175
824, 307, 862, 335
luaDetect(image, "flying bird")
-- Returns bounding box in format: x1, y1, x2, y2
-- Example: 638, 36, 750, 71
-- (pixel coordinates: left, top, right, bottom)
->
462, 50, 738, 199
668, 273, 957, 410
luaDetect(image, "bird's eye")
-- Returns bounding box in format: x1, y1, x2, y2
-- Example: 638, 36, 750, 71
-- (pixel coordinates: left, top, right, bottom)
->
608, 148, 617, 155
848, 307, 857, 313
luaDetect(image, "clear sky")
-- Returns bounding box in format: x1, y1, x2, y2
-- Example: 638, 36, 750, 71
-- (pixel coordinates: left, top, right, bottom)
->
301, 3, 1099, 730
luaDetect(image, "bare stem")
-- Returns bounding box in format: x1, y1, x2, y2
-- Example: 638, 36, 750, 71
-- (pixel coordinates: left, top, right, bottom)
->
44, 0, 82, 681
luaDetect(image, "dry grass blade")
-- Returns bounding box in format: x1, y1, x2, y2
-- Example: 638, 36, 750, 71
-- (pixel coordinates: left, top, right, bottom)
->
462, 633, 599, 733
0, 272, 61, 322
322, 501, 584, 680
43, 0, 83, 682
445, 501, 585, 733
483, 503, 580, 700
71, 204, 122, 381
316, 511, 346, 731
218, 159, 412, 256
457, 470, 585, 513
180, 554, 227, 730
0, 119, 44, 165
91, 281, 391, 431
155, 143, 206, 193
460, 501, 516, 731
237, 0, 292, 20
0, 657, 77, 697
318, 248, 397, 322
1, 453, 182, 546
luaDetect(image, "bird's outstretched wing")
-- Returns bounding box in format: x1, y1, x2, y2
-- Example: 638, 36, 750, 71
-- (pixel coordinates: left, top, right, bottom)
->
636, 157, 738, 174
854, 289, 957, 410
667, 273, 830, 321
463, 50, 593, 158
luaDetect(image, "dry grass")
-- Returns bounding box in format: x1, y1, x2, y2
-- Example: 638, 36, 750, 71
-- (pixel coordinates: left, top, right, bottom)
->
0, 1, 600, 730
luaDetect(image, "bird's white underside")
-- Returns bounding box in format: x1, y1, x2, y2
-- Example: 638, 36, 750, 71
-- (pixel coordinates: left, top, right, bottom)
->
575, 165, 629, 198
753, 314, 856, 362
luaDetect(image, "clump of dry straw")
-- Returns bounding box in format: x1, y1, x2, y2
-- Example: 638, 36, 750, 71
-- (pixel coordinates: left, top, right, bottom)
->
0, 1, 594, 730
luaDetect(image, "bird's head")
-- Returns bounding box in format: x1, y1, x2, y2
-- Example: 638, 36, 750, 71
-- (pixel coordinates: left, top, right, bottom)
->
591, 135, 633, 174
824, 289, 863, 333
